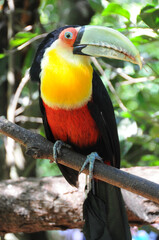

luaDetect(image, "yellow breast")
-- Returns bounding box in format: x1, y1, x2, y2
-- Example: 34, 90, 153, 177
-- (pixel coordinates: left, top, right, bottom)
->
40, 43, 93, 110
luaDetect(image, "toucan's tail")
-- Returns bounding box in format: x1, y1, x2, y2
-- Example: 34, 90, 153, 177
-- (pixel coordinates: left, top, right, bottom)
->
83, 181, 131, 240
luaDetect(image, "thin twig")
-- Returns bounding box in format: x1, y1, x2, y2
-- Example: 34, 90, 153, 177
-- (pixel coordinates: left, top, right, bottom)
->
7, 0, 15, 113
15, 115, 42, 123
91, 57, 127, 111
4, 33, 47, 56
6, 0, 16, 171
15, 106, 25, 116
116, 69, 156, 85
5, 69, 30, 176
17, 33, 47, 51
99, 59, 156, 85
7, 69, 30, 123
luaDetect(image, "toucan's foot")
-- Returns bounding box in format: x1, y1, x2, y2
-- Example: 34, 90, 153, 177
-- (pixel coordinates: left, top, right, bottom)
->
53, 140, 71, 163
79, 152, 103, 191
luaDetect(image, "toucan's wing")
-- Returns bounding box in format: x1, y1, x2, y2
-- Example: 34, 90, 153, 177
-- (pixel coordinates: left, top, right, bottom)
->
88, 70, 120, 168
39, 95, 79, 187
84, 71, 131, 240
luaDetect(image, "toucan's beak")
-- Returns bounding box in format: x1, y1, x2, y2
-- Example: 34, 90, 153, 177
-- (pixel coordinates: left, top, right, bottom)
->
73, 25, 142, 69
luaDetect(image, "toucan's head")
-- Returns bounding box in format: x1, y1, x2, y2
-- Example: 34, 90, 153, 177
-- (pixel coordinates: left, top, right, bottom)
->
60, 25, 141, 66
30, 25, 141, 83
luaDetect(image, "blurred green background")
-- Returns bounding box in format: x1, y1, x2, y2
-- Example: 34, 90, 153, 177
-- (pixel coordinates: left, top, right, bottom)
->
0, 0, 159, 239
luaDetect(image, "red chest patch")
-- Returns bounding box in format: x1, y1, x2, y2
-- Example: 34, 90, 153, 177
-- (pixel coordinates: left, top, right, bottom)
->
43, 102, 100, 148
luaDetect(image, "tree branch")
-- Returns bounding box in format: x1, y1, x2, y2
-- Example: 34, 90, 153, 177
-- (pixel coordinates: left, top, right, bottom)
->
0, 172, 158, 234
0, 116, 159, 205
0, 175, 84, 234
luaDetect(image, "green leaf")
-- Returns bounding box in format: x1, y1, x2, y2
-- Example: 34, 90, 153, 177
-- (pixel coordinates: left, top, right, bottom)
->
131, 35, 156, 46
150, 125, 159, 138
36, 159, 61, 177
0, 53, 6, 59
152, 0, 159, 5
139, 4, 159, 29
120, 111, 132, 119
88, 0, 103, 12
102, 3, 130, 20
140, 154, 159, 166
10, 32, 37, 48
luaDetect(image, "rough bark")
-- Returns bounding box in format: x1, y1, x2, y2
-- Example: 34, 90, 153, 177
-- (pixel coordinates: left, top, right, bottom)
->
0, 167, 159, 234
0, 175, 84, 234
122, 166, 159, 226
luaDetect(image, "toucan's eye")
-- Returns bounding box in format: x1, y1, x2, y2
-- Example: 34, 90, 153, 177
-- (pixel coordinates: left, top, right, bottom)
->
64, 31, 73, 39
59, 28, 78, 46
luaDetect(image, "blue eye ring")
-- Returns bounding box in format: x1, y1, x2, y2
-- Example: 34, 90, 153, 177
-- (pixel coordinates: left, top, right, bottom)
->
64, 31, 73, 39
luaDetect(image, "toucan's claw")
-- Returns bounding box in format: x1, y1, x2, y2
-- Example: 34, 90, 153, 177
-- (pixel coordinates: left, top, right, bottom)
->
53, 140, 71, 163
79, 152, 103, 191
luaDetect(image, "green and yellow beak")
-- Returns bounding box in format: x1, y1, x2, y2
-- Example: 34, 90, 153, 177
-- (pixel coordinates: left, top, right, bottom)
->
73, 25, 142, 69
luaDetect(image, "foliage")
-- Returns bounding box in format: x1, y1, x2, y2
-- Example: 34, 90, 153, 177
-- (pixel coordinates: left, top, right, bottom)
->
90, 0, 159, 168
0, 0, 158, 179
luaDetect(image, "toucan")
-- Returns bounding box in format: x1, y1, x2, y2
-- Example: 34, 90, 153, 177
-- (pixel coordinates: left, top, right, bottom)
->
30, 25, 141, 240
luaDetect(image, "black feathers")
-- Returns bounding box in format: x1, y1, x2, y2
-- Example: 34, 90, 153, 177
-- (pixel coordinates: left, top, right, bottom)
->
88, 71, 120, 168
